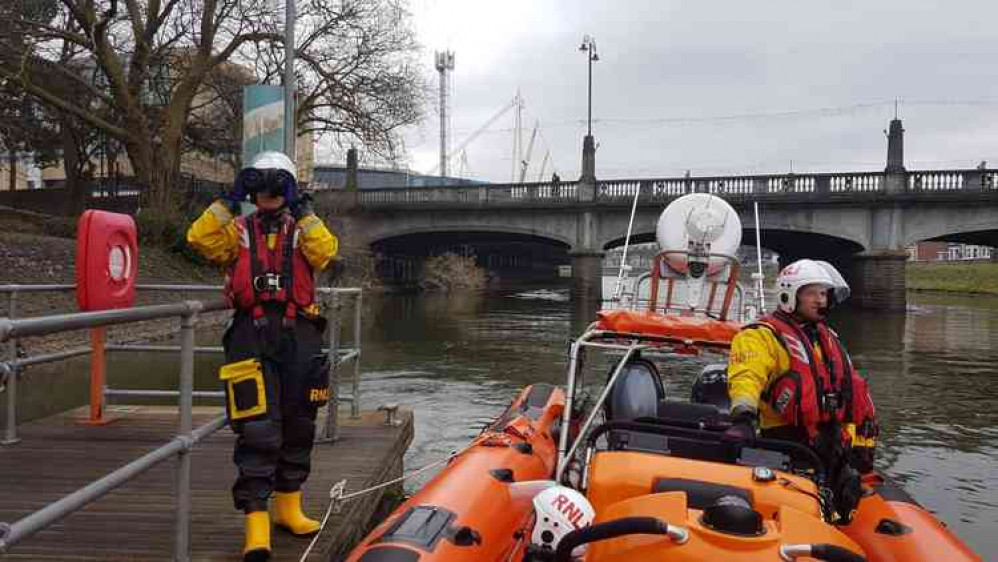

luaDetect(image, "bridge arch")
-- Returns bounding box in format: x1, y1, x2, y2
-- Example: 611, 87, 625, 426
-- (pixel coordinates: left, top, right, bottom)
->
368, 225, 573, 249
601, 228, 865, 259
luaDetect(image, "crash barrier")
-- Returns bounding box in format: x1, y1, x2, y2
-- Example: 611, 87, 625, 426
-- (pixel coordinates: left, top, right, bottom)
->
0, 284, 363, 559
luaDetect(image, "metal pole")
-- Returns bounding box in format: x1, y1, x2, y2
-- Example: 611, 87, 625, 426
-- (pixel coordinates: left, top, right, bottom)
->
174, 310, 196, 562
351, 291, 362, 418
320, 292, 340, 442
283, 0, 297, 158
3, 291, 19, 445
555, 338, 584, 480
586, 46, 592, 137
83, 327, 108, 425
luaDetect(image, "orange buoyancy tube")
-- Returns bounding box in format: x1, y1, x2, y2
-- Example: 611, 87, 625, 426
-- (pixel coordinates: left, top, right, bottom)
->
594, 310, 741, 346
345, 383, 565, 562
842, 475, 982, 562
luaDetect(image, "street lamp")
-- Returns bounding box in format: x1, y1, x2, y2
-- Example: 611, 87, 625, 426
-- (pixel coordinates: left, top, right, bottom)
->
579, 35, 599, 137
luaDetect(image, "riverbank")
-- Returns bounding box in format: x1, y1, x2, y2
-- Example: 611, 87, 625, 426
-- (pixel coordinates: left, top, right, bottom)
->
907, 261, 998, 295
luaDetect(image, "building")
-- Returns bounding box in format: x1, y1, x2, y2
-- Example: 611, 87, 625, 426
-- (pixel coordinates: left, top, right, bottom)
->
907, 242, 993, 262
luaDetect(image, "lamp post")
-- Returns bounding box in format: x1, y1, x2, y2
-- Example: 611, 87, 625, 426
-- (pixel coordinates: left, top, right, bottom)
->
284, 0, 296, 158
579, 35, 598, 137
578, 35, 599, 183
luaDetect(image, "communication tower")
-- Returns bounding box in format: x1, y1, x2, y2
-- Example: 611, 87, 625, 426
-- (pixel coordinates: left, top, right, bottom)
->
435, 51, 455, 177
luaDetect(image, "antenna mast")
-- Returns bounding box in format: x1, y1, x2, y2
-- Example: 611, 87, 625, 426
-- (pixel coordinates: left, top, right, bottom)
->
435, 51, 455, 178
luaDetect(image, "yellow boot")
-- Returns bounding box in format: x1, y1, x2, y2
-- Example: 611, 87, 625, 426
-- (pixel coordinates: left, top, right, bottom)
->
274, 490, 321, 536
243, 511, 271, 562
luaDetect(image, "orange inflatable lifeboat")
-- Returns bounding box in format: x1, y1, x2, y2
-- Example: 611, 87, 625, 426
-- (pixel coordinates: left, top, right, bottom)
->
345, 383, 565, 562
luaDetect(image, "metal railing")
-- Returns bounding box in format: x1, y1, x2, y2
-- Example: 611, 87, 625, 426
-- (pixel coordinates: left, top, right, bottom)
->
317, 168, 998, 210
0, 283, 363, 559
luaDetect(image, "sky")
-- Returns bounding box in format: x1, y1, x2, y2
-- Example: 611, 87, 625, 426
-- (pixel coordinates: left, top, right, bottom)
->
387, 0, 998, 182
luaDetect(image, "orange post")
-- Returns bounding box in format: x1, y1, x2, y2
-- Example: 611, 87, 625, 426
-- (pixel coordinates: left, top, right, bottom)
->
78, 326, 114, 425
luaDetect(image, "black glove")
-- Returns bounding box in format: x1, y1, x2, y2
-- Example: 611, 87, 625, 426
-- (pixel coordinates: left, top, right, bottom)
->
831, 462, 863, 524
289, 192, 314, 221
723, 405, 756, 443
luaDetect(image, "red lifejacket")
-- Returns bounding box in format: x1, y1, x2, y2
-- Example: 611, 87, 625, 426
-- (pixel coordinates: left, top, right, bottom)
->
754, 311, 878, 446
225, 212, 315, 321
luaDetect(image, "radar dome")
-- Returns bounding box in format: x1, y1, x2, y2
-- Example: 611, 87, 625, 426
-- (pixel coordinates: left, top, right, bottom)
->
655, 193, 742, 276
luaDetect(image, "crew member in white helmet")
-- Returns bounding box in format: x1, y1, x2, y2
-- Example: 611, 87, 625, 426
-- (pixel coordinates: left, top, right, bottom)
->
187, 151, 338, 561
725, 259, 878, 522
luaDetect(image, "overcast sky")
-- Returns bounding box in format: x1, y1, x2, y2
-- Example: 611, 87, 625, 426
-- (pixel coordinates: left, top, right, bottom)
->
387, 0, 998, 182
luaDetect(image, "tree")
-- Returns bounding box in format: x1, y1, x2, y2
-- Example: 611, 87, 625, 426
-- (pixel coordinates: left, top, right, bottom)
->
0, 0, 424, 218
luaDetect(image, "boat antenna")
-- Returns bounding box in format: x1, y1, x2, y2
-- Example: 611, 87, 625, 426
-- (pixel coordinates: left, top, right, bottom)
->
612, 183, 643, 304
753, 201, 766, 311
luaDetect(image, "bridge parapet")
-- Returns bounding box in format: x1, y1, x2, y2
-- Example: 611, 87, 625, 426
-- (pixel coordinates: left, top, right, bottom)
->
313, 168, 997, 210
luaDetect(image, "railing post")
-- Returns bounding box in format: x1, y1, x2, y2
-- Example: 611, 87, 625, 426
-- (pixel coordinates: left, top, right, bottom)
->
351, 291, 362, 419
79, 327, 113, 426
174, 308, 196, 562
3, 291, 20, 445
320, 292, 341, 442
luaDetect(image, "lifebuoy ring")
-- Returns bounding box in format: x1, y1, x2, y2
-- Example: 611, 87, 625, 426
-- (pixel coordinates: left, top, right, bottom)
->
76, 210, 138, 311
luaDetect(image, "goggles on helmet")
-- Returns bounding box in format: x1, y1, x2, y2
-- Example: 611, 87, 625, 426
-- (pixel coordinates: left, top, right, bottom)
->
236, 167, 296, 199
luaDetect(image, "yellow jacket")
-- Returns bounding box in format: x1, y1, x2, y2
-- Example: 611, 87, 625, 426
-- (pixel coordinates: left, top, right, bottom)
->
727, 324, 874, 447
186, 200, 338, 271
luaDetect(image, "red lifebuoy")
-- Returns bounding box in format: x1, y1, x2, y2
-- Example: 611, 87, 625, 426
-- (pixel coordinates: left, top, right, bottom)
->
76, 210, 138, 311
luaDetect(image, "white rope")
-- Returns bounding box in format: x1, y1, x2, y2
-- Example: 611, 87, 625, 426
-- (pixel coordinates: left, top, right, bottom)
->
297, 450, 459, 562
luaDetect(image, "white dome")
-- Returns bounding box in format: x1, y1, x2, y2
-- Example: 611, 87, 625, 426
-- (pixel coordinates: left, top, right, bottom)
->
655, 193, 742, 276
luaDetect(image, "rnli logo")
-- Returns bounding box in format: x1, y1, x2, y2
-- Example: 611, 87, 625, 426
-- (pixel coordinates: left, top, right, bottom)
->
309, 388, 330, 402
550, 494, 585, 529
774, 388, 793, 414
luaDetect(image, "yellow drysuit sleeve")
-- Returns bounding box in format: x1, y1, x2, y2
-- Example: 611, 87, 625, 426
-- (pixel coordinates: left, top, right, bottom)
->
186, 200, 240, 266
296, 212, 338, 271
727, 326, 790, 428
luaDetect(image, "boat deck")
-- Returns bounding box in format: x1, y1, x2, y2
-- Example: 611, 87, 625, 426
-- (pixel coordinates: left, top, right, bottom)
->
0, 405, 413, 561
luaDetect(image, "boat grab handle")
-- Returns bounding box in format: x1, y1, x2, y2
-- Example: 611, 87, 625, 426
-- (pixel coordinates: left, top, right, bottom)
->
780, 543, 866, 562
554, 516, 688, 562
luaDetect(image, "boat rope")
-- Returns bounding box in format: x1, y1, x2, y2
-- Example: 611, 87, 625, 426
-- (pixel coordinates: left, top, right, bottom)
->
297, 449, 460, 562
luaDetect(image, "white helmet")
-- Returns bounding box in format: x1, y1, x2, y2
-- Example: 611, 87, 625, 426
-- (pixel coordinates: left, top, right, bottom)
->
776, 259, 850, 314
249, 151, 297, 179
531, 485, 595, 551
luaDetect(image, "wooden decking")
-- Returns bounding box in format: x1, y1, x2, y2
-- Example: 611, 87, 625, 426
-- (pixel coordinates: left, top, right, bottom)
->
0, 405, 413, 561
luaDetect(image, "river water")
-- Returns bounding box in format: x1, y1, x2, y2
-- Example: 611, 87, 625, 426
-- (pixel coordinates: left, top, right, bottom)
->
355, 288, 998, 558
10, 287, 998, 557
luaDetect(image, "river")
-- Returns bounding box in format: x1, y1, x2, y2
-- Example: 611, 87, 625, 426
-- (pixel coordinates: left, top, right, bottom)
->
10, 287, 998, 557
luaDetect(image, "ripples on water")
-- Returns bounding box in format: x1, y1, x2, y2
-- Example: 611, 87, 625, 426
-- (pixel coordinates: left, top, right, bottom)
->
354, 289, 998, 557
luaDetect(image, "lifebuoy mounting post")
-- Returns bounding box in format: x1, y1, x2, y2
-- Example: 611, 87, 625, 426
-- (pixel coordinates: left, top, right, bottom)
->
75, 210, 139, 425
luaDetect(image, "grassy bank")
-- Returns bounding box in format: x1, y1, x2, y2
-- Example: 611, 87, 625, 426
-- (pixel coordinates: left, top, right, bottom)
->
907, 262, 998, 294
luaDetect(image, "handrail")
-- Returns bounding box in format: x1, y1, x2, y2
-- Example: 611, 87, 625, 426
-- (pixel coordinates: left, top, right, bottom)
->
0, 283, 365, 559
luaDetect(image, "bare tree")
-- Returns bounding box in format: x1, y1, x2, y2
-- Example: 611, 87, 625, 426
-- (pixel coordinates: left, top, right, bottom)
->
0, 0, 425, 218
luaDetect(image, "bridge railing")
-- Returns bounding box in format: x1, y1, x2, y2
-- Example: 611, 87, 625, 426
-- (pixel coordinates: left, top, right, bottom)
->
318, 168, 997, 209
357, 180, 580, 206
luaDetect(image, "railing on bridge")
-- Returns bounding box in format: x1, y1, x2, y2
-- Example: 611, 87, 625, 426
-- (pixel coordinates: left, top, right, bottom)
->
322, 168, 997, 210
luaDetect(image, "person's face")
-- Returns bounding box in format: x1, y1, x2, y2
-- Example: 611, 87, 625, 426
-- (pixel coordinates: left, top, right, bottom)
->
794, 284, 828, 323
255, 191, 285, 212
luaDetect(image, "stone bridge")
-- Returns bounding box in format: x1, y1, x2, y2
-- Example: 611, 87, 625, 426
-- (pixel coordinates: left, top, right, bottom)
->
316, 167, 998, 309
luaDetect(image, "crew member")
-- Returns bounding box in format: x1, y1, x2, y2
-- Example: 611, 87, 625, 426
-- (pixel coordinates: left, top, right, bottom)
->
726, 259, 878, 521
187, 151, 338, 561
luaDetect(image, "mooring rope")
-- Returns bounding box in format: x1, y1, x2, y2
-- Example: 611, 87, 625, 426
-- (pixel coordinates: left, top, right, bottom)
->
297, 450, 459, 562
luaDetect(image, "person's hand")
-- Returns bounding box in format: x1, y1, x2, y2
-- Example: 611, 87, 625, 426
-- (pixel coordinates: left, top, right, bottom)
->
289, 192, 313, 221
723, 404, 757, 443
224, 169, 258, 212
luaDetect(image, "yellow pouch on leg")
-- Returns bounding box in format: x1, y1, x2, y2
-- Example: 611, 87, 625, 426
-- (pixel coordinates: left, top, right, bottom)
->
220, 358, 267, 421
